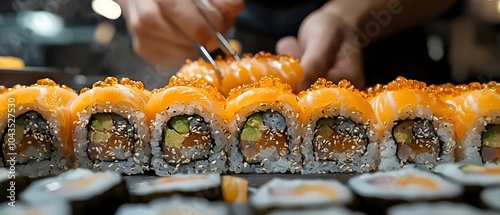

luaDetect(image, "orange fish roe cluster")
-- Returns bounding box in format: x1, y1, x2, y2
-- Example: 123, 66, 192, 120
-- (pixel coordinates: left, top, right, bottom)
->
154, 76, 226, 104
298, 78, 360, 98
215, 51, 300, 64
385, 76, 427, 91
428, 81, 500, 98
227, 76, 292, 100
80, 77, 146, 94
0, 85, 7, 94
30, 78, 75, 93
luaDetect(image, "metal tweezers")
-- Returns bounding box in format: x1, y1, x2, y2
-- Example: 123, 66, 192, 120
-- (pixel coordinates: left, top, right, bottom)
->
171, 0, 241, 75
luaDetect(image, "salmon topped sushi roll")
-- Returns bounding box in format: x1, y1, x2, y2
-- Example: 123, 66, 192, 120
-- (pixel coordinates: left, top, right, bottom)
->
367, 77, 457, 171
144, 76, 228, 175
0, 79, 77, 177
176, 52, 304, 96
298, 78, 378, 173
226, 76, 302, 173
437, 82, 500, 164
71, 77, 151, 175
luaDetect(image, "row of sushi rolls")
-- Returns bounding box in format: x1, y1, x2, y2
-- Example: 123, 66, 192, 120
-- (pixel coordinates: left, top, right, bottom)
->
1, 52, 500, 215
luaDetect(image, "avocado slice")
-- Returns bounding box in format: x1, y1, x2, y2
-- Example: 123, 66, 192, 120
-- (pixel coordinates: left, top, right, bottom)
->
240, 113, 264, 142
460, 164, 484, 174
168, 116, 189, 134
317, 118, 334, 127
92, 114, 113, 131
393, 120, 414, 144
482, 125, 500, 148
316, 124, 334, 139
241, 126, 262, 142
246, 113, 264, 128
3, 118, 25, 145
164, 128, 185, 148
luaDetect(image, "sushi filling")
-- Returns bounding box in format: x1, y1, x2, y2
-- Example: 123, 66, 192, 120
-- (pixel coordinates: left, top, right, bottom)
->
313, 116, 368, 161
87, 113, 135, 161
1, 111, 53, 165
161, 115, 213, 165
239, 110, 288, 164
481, 124, 500, 163
393, 118, 440, 164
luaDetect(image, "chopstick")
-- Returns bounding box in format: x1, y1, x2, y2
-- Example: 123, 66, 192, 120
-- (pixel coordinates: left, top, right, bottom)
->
192, 0, 241, 61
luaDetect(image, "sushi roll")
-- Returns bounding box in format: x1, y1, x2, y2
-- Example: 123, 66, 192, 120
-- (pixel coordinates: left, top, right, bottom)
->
144, 77, 228, 175
70, 77, 151, 175
434, 163, 500, 206
348, 166, 463, 214
115, 196, 229, 215
387, 202, 500, 215
0, 201, 71, 215
0, 168, 30, 203
0, 79, 77, 177
129, 173, 223, 203
481, 187, 500, 211
435, 82, 500, 165
251, 178, 353, 215
226, 76, 302, 173
367, 77, 457, 171
298, 78, 378, 173
176, 52, 304, 96
20, 168, 129, 215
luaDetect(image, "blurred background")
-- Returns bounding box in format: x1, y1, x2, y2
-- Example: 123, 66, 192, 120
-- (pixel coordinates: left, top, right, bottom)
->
0, 0, 499, 90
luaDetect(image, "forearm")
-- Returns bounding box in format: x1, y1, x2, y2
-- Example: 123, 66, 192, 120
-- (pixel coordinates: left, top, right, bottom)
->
322, 0, 457, 41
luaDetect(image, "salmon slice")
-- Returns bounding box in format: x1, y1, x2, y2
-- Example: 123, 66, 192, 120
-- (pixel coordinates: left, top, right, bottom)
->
222, 175, 248, 204
177, 52, 304, 96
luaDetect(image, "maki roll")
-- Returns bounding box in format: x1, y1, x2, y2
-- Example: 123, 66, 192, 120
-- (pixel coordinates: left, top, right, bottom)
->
434, 163, 500, 206
366, 77, 456, 171
388, 202, 500, 215
144, 77, 228, 175
298, 78, 377, 173
348, 166, 463, 214
177, 52, 304, 96
129, 173, 223, 203
20, 168, 129, 215
0, 79, 77, 177
435, 82, 500, 165
251, 178, 353, 215
0, 201, 71, 215
481, 187, 500, 211
70, 77, 151, 175
226, 76, 302, 173
116, 196, 229, 215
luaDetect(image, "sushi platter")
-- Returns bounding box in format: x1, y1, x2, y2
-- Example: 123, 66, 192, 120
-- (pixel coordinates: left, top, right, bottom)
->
0, 53, 500, 214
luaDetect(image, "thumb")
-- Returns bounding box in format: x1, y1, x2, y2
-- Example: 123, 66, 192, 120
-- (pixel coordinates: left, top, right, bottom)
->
296, 11, 346, 91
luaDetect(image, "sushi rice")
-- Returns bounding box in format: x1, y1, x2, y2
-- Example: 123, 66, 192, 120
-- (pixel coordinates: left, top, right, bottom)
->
481, 187, 500, 211
115, 195, 229, 215
130, 173, 221, 197
0, 201, 71, 215
387, 202, 500, 215
268, 206, 365, 215
348, 166, 463, 201
434, 163, 500, 187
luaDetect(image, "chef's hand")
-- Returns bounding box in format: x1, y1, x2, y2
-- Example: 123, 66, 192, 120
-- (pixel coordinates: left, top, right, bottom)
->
117, 0, 244, 68
276, 7, 365, 91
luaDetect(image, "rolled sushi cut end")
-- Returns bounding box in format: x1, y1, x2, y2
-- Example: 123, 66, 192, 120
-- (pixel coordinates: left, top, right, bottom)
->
348, 167, 463, 202
481, 124, 500, 163
87, 113, 135, 161
392, 118, 441, 167
0, 201, 71, 215
129, 173, 223, 203
481, 187, 500, 211
387, 202, 500, 215
239, 110, 288, 164
115, 195, 229, 215
1, 111, 56, 176
161, 114, 214, 165
251, 178, 353, 212
20, 168, 128, 215
434, 163, 500, 187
